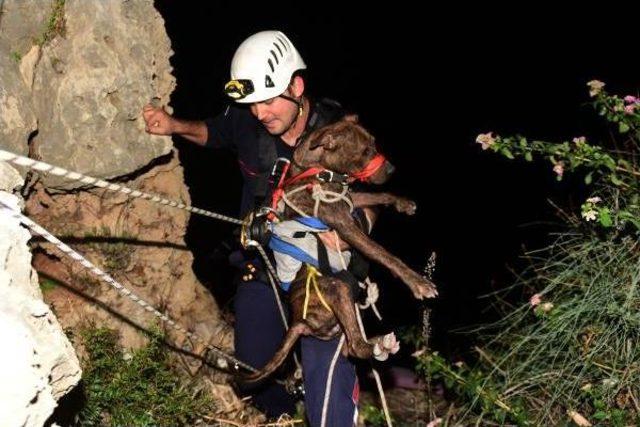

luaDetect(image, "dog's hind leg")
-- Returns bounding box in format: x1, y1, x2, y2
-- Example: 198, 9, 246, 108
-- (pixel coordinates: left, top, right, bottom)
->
320, 278, 376, 359
242, 321, 309, 383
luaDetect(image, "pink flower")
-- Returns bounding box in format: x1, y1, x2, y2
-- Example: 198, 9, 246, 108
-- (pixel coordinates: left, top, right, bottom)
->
572, 136, 586, 145
624, 95, 639, 104
553, 162, 564, 177
476, 132, 496, 150
624, 104, 636, 115
530, 293, 542, 307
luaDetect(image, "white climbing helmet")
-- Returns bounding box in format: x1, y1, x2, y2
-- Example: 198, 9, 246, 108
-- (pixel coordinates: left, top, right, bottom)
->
224, 30, 307, 104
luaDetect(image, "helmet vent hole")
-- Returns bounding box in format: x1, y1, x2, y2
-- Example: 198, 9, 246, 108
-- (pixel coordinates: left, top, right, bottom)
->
265, 75, 275, 88
273, 42, 283, 57
277, 36, 289, 51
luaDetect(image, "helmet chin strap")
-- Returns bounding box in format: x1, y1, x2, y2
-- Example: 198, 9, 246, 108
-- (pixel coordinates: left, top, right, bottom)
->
278, 94, 305, 134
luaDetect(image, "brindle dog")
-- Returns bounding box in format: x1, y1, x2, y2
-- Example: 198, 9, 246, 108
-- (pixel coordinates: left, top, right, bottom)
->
245, 120, 437, 382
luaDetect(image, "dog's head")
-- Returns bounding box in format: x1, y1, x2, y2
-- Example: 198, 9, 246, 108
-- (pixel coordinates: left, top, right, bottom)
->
294, 119, 395, 185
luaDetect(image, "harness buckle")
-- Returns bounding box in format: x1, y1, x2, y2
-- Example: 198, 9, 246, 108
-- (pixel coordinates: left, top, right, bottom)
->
270, 157, 291, 188
317, 170, 348, 184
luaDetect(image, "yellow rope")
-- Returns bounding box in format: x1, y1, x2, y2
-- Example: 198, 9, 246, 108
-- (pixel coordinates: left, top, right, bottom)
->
302, 265, 333, 319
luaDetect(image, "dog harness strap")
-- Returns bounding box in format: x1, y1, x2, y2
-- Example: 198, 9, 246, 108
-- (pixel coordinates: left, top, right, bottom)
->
350, 153, 387, 182
270, 166, 324, 210
314, 233, 333, 276
302, 265, 333, 319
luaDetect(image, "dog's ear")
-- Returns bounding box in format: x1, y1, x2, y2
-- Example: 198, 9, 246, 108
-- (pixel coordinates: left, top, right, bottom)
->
309, 134, 338, 151
344, 114, 359, 123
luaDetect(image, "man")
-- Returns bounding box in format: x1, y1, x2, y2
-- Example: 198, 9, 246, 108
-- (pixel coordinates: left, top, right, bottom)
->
143, 30, 362, 425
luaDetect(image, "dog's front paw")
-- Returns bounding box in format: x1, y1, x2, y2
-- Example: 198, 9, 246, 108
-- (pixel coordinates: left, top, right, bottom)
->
372, 332, 400, 361
406, 270, 438, 300
394, 198, 417, 215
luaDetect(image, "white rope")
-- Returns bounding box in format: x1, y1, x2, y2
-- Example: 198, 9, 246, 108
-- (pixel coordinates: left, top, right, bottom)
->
281, 184, 311, 218
0, 148, 308, 383
358, 277, 382, 321
355, 304, 392, 427
280, 182, 353, 218
371, 368, 393, 427
320, 333, 346, 427
0, 149, 243, 225
312, 184, 353, 217
247, 240, 303, 373
332, 230, 381, 320
334, 231, 391, 426
0, 200, 258, 374
249, 241, 289, 330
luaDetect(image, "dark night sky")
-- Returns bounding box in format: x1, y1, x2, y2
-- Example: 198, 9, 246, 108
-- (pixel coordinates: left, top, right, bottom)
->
153, 2, 638, 354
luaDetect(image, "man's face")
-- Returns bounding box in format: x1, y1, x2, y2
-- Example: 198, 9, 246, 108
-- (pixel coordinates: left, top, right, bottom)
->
249, 93, 298, 135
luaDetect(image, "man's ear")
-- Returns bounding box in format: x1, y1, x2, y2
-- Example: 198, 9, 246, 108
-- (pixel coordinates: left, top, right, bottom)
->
290, 75, 305, 98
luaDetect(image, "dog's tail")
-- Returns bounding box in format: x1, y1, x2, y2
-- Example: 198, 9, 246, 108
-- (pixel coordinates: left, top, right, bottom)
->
242, 321, 308, 383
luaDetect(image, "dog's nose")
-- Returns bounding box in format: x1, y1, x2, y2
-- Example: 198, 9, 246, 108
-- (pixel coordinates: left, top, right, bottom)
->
385, 161, 396, 176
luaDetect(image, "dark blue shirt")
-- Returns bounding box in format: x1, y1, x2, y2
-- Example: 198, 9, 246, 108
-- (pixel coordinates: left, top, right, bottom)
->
204, 99, 345, 216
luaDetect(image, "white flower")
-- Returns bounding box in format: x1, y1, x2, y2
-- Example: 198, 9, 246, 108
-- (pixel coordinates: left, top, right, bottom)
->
586, 197, 601, 204
540, 302, 554, 312
587, 80, 605, 97
476, 132, 496, 150
411, 348, 426, 358
582, 210, 598, 222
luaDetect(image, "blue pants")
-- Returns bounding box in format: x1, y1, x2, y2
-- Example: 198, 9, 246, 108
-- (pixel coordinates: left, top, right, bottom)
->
301, 336, 359, 426
234, 279, 296, 418
234, 279, 358, 425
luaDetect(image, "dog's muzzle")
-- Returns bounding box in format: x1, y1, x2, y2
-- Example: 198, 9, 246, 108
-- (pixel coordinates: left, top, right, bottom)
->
384, 161, 396, 176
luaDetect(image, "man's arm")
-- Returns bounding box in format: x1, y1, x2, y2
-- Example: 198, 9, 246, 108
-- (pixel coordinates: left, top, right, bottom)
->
142, 104, 208, 146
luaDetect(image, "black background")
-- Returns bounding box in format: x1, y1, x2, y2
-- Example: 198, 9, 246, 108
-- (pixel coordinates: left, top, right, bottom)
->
153, 2, 638, 355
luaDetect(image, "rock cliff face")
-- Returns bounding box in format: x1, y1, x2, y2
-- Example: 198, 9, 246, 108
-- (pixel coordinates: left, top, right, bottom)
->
0, 166, 81, 426
1, 0, 175, 188
0, 1, 241, 424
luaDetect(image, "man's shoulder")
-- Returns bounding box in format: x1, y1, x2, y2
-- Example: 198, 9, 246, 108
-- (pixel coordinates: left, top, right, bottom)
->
222, 104, 258, 123
313, 98, 344, 115
204, 104, 260, 150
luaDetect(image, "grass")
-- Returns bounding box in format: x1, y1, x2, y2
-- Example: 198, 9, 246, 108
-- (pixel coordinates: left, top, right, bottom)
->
78, 326, 215, 426
39, 277, 60, 292
37, 0, 66, 47
409, 231, 640, 425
